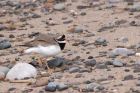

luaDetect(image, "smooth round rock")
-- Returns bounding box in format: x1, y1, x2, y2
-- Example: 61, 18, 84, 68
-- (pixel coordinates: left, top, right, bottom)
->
6, 63, 37, 80
113, 60, 124, 67
0, 37, 11, 50
54, 3, 65, 11
45, 82, 58, 92
0, 66, 10, 74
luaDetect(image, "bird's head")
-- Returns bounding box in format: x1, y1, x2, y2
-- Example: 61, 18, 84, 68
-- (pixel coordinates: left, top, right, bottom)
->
56, 35, 66, 50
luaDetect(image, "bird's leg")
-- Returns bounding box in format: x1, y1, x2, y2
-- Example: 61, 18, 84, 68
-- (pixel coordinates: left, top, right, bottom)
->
38, 57, 43, 67
45, 57, 54, 74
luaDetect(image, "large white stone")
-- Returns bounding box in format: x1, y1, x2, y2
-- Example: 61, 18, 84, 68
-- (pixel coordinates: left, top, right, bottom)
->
6, 63, 37, 80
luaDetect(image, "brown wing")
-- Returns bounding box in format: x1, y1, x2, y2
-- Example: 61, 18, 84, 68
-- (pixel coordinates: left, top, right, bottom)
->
22, 34, 58, 47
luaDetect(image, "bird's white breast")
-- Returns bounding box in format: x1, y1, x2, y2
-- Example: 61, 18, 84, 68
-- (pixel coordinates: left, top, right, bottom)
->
38, 45, 61, 56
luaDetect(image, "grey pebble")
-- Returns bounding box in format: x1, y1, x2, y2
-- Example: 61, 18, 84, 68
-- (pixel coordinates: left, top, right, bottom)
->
69, 67, 80, 73
112, 60, 124, 67
96, 63, 107, 69
123, 75, 134, 80
85, 59, 96, 67
0, 37, 11, 50
54, 3, 65, 11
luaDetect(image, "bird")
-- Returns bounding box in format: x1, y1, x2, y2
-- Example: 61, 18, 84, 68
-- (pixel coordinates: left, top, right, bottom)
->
20, 33, 66, 73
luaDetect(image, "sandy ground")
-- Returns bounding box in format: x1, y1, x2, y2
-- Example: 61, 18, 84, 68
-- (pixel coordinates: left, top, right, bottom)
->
0, 0, 140, 93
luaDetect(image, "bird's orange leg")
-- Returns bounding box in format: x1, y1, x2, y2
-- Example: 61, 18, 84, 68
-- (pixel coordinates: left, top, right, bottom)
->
38, 57, 54, 74
45, 57, 54, 74
38, 58, 43, 67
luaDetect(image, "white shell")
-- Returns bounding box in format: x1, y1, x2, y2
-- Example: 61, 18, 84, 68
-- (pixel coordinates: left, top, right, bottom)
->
6, 63, 37, 80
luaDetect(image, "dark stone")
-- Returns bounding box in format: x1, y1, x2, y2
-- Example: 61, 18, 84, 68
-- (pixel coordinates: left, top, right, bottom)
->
45, 82, 57, 92
95, 63, 107, 69
112, 60, 124, 67
124, 75, 134, 80
0, 37, 11, 49
85, 59, 96, 67
48, 57, 65, 68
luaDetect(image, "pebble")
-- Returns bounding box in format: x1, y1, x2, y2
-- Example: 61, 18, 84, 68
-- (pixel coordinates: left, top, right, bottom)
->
0, 72, 5, 80
57, 83, 68, 91
9, 34, 15, 38
0, 24, 6, 31
108, 0, 122, 3
123, 75, 134, 80
85, 59, 96, 67
94, 37, 108, 46
81, 83, 104, 92
133, 62, 140, 73
112, 60, 124, 67
118, 37, 128, 43
45, 82, 57, 92
136, 80, 140, 86
51, 72, 63, 79
0, 37, 11, 50
95, 63, 107, 69
69, 67, 80, 73
45, 82, 68, 92
8, 87, 16, 91
48, 57, 64, 68
63, 19, 73, 24
111, 48, 135, 56
131, 2, 140, 11
6, 63, 37, 80
54, 3, 65, 11
67, 26, 84, 33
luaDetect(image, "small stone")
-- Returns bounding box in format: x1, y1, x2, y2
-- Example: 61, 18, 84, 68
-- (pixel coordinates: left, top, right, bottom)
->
75, 74, 83, 78
51, 72, 63, 79
69, 67, 80, 73
8, 87, 16, 91
123, 75, 134, 80
9, 34, 15, 38
31, 13, 41, 18
0, 37, 11, 50
0, 72, 5, 80
45, 82, 57, 92
111, 48, 135, 56
67, 26, 84, 33
94, 37, 108, 46
74, 26, 84, 33
79, 68, 91, 73
85, 59, 96, 67
57, 83, 68, 91
0, 24, 6, 31
88, 56, 94, 59
133, 62, 140, 73
80, 12, 86, 16
108, 0, 122, 3
63, 19, 73, 24
81, 83, 104, 92
96, 63, 107, 69
112, 60, 124, 67
131, 2, 140, 12
48, 57, 64, 68
136, 80, 140, 86
54, 3, 65, 11
118, 37, 128, 43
